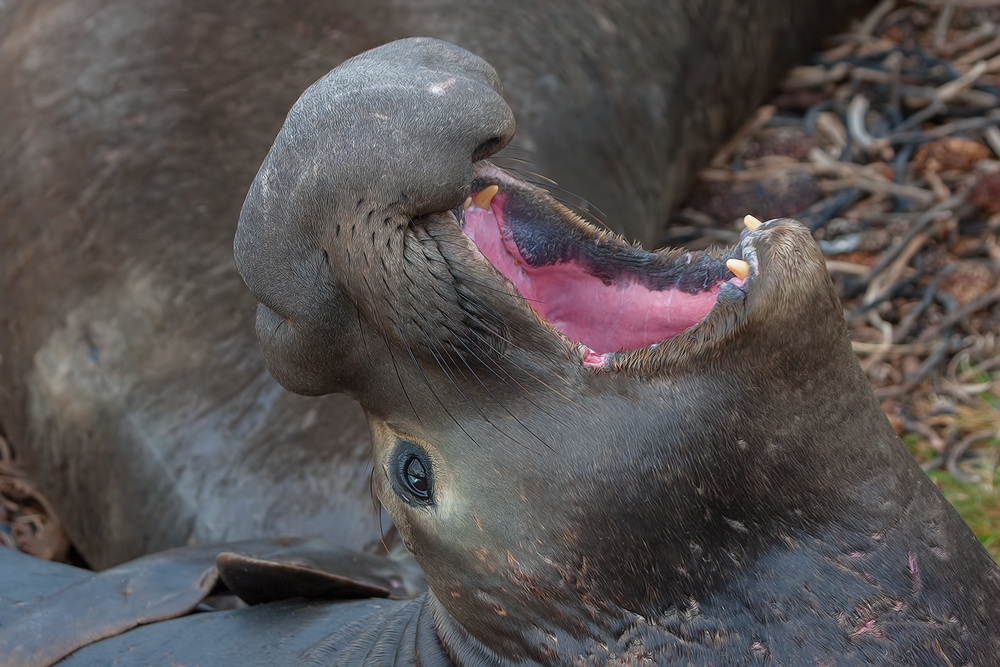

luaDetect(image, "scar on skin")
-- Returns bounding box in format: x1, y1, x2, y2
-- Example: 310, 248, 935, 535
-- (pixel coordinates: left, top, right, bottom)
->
851, 619, 883, 639
428, 77, 457, 95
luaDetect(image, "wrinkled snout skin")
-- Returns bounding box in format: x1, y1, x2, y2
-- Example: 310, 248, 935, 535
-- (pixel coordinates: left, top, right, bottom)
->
1, 0, 872, 568
236, 39, 518, 397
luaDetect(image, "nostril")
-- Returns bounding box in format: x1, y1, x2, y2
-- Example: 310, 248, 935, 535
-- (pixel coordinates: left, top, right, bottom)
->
472, 136, 504, 162
257, 303, 288, 333
256, 302, 293, 336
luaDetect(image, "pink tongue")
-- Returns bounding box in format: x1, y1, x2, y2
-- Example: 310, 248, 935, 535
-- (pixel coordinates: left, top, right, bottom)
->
463, 195, 720, 355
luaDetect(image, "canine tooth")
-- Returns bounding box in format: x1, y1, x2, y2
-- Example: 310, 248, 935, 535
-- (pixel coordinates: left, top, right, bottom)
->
473, 184, 499, 209
463, 196, 472, 209
726, 258, 750, 280
744, 214, 762, 231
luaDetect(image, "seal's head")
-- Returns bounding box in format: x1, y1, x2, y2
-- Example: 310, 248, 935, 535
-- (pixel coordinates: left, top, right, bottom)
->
236, 38, 1000, 664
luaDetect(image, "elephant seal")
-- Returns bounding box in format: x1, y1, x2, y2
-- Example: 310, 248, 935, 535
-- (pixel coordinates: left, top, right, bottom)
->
1, 35, 997, 666
0, 0, 873, 569
232, 38, 1000, 664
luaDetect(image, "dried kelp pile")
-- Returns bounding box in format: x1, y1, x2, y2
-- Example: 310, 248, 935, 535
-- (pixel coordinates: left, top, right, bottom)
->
0, 434, 69, 561
677, 0, 1000, 556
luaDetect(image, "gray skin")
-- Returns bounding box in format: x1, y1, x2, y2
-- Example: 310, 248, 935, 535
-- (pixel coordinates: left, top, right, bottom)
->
230, 38, 1000, 664
0, 538, 426, 667
0, 0, 873, 569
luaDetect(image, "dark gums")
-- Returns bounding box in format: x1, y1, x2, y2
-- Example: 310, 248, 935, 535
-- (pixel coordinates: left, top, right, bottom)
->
501, 190, 731, 294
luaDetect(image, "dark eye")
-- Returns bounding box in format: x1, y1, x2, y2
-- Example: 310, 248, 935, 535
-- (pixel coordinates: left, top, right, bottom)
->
405, 456, 429, 496
391, 441, 434, 506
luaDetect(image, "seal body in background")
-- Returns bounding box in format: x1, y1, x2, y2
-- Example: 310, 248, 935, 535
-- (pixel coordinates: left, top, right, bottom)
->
0, 0, 872, 568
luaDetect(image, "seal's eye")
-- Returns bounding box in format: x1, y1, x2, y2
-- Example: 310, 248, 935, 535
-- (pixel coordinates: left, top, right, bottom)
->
405, 456, 429, 496
391, 441, 434, 506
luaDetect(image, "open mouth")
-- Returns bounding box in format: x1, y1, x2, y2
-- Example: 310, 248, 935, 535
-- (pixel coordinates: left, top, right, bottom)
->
457, 166, 757, 367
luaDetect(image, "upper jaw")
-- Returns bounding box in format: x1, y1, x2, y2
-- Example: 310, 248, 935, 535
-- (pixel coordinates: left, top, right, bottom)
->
444, 163, 771, 370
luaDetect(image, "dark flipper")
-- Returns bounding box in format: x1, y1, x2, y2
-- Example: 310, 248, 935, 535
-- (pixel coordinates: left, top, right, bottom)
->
0, 545, 221, 667
0, 547, 90, 626
216, 537, 425, 604
54, 595, 449, 667
0, 539, 429, 667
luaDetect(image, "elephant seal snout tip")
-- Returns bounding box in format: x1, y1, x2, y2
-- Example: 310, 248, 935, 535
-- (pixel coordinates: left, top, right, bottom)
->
234, 37, 518, 396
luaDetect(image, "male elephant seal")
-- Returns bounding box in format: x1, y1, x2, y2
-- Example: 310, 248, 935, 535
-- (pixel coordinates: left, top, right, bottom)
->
0, 0, 872, 568
0, 35, 997, 666
229, 38, 999, 664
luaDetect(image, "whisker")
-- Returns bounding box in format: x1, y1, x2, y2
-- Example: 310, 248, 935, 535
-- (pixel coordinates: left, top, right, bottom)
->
370, 468, 390, 555
449, 312, 573, 430
396, 324, 484, 448
514, 364, 587, 412
432, 311, 552, 451
412, 310, 494, 426
423, 250, 550, 306
355, 304, 371, 358
383, 330, 422, 425
498, 142, 534, 155
491, 158, 555, 182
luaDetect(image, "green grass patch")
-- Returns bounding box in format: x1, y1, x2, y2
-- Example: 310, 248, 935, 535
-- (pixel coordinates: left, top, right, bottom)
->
926, 467, 1000, 563
904, 426, 1000, 564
